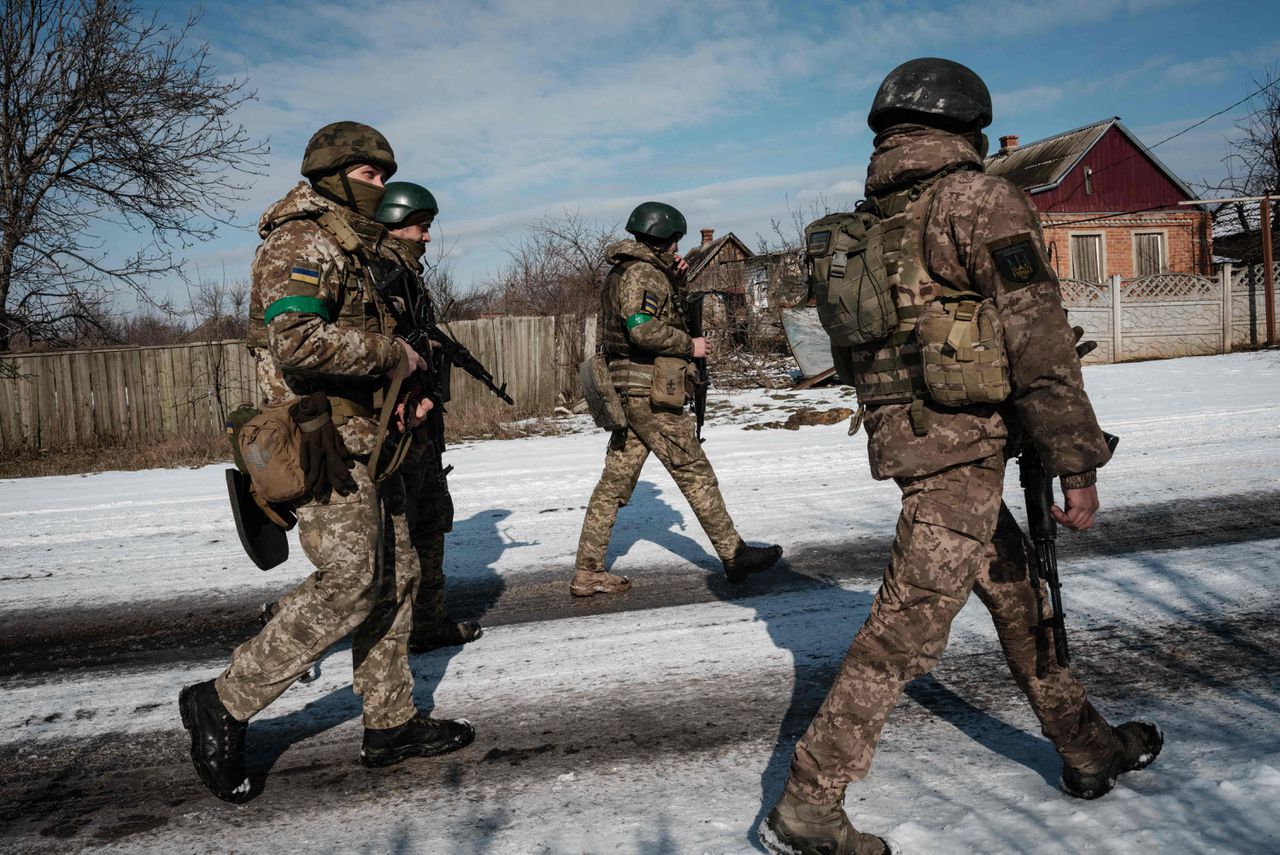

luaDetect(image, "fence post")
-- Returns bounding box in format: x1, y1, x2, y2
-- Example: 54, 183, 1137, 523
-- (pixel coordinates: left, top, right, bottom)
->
1110, 274, 1123, 362
1221, 264, 1233, 354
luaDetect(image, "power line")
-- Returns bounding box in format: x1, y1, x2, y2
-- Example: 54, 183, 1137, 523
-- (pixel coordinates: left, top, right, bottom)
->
1044, 73, 1280, 226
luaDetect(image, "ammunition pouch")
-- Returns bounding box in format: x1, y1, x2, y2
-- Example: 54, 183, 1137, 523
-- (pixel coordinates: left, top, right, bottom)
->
917, 297, 1011, 405
580, 353, 628, 431
650, 356, 690, 409
238, 401, 309, 505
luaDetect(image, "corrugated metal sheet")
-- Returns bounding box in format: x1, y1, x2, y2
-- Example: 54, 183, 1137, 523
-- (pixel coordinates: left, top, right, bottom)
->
985, 119, 1114, 191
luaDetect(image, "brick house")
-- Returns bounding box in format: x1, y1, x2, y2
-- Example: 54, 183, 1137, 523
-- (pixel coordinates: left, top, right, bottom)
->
984, 118, 1212, 282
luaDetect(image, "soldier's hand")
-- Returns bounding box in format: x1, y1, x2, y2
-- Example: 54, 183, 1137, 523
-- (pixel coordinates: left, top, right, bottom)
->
692, 336, 710, 358
394, 396, 434, 434
1071, 325, 1098, 360
673, 253, 689, 275
397, 338, 429, 377
1053, 485, 1099, 531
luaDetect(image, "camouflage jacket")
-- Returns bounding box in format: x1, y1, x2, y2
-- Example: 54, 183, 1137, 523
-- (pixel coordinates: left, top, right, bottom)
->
598, 239, 692, 391
860, 126, 1111, 481
248, 182, 403, 455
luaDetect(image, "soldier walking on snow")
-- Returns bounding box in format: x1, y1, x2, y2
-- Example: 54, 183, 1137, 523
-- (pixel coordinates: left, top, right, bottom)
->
179, 123, 473, 803
759, 60, 1163, 854
572, 202, 783, 597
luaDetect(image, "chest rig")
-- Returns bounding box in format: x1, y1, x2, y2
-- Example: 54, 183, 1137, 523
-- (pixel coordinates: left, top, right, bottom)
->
599, 258, 686, 361
807, 166, 1008, 429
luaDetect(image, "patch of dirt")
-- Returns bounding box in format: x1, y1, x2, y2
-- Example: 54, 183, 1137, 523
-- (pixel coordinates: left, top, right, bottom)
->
743, 406, 854, 431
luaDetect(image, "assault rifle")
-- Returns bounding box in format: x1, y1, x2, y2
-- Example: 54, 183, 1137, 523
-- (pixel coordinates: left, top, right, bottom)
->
685, 292, 708, 442
1017, 431, 1120, 671
376, 266, 513, 446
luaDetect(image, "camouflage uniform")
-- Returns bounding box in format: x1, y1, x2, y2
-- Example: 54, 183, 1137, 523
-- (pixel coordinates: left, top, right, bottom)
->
785, 126, 1121, 805
216, 182, 421, 730
575, 240, 743, 572
381, 237, 456, 635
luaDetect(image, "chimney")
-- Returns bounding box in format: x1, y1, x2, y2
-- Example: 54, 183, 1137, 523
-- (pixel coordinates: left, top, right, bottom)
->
998, 134, 1020, 156
700, 228, 715, 247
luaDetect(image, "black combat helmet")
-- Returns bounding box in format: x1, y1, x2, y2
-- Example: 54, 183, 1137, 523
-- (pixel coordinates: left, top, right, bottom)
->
868, 58, 992, 133
376, 182, 439, 227
625, 201, 687, 242
301, 121, 398, 179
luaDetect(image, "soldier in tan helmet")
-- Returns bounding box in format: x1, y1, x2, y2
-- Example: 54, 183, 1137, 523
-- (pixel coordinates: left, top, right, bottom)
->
178, 122, 473, 804
573, 201, 783, 597
759, 60, 1162, 854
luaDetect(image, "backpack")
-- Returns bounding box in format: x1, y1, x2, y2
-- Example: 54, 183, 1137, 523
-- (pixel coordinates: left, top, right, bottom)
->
803, 208, 899, 348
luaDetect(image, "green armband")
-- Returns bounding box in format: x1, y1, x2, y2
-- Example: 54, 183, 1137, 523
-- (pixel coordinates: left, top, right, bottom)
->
264, 296, 331, 325
626, 313, 654, 330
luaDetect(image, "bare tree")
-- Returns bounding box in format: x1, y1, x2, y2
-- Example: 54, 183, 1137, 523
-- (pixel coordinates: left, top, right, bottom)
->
0, 0, 267, 352
189, 276, 248, 341
1201, 66, 1280, 260
485, 212, 618, 317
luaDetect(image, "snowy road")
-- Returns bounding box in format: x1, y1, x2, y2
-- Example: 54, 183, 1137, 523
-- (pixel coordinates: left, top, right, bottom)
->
1, 352, 1279, 853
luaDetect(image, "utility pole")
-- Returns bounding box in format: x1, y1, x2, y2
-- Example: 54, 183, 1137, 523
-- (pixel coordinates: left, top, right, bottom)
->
1181, 194, 1277, 347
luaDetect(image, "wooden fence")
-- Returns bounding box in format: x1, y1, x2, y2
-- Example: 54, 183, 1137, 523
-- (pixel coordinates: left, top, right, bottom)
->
0, 314, 587, 451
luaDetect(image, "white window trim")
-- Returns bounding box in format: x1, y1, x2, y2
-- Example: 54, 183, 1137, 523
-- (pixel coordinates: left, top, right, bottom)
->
1068, 231, 1107, 283
1132, 229, 1169, 277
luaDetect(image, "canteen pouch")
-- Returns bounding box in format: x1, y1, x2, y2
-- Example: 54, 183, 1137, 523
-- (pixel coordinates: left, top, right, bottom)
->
238, 401, 308, 504
650, 356, 689, 408
580, 353, 628, 430
805, 210, 899, 347
916, 298, 1011, 406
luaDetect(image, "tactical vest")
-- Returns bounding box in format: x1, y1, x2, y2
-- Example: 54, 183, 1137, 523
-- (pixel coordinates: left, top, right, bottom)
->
808, 167, 1010, 423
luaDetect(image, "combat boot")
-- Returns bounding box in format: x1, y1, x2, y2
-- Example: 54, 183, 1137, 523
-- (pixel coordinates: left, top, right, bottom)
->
409, 620, 484, 654
1061, 720, 1163, 799
360, 712, 475, 768
570, 568, 632, 597
724, 542, 783, 584
759, 789, 891, 855
178, 679, 252, 803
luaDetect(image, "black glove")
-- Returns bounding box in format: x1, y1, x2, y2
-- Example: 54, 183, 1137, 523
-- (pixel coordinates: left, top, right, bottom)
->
1071, 325, 1098, 360
292, 393, 357, 498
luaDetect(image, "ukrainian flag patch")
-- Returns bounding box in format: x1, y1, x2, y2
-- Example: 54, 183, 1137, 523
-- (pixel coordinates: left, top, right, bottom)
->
289, 265, 320, 286
641, 290, 660, 315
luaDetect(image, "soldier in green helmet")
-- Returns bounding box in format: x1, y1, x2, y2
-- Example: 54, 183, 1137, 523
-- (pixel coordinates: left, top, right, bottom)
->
571, 200, 783, 597
373, 181, 483, 654
178, 123, 473, 804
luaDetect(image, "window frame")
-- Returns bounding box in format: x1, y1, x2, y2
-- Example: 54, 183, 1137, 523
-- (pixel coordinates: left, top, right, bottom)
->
1132, 229, 1168, 277
1068, 231, 1107, 283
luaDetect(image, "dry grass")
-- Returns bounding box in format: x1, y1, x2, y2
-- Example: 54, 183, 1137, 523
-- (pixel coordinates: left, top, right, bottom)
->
0, 398, 569, 479
0, 433, 232, 479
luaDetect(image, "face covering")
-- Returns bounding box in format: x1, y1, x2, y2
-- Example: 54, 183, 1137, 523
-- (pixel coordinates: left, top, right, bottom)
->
967, 131, 990, 159
313, 171, 386, 219
392, 236, 426, 262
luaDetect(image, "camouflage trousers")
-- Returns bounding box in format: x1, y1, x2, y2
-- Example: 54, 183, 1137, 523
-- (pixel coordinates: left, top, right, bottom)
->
403, 434, 455, 631
215, 459, 420, 730
575, 394, 742, 570
786, 453, 1121, 804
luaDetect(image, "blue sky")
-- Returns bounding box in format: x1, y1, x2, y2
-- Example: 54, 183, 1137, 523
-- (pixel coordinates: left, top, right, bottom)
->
133, 0, 1280, 305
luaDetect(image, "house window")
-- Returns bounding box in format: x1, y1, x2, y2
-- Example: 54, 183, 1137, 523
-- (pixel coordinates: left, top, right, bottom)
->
1134, 231, 1166, 276
1070, 234, 1104, 283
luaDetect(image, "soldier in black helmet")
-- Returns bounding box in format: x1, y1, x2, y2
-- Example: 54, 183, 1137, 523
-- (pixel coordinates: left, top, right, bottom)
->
759, 59, 1162, 854
571, 201, 783, 597
373, 181, 484, 655
178, 123, 473, 804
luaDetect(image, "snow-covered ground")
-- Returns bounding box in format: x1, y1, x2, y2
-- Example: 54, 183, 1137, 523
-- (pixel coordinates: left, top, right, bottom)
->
1, 351, 1278, 853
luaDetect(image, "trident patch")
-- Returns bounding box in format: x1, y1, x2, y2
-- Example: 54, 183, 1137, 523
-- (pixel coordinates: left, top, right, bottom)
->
989, 233, 1049, 291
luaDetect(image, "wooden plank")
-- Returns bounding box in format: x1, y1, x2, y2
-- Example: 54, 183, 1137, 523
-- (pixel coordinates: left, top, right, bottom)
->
131, 349, 151, 439
71, 351, 95, 444
157, 346, 177, 437
142, 348, 162, 437
173, 344, 194, 434
36, 356, 57, 447
16, 356, 37, 448
0, 363, 16, 449
107, 350, 128, 442
89, 351, 110, 439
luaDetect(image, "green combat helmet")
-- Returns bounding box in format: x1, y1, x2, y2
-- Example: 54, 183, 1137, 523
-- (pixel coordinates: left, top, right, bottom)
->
625, 201, 687, 242
300, 121, 398, 179
376, 182, 439, 227
868, 57, 992, 133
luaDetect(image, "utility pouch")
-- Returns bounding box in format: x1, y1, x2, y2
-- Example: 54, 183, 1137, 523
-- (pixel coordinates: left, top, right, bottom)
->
580, 353, 628, 430
225, 403, 260, 474
650, 356, 689, 408
238, 401, 308, 504
805, 210, 898, 347
917, 298, 1011, 406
